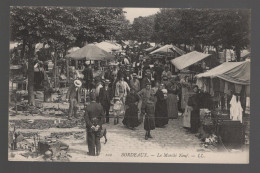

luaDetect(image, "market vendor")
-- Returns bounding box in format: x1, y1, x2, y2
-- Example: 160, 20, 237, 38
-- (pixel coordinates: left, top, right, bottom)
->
66, 80, 82, 120
187, 85, 201, 133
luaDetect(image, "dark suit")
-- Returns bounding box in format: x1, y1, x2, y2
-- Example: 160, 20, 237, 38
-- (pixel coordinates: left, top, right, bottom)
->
66, 84, 82, 118
99, 87, 113, 123
82, 67, 93, 90
84, 101, 104, 156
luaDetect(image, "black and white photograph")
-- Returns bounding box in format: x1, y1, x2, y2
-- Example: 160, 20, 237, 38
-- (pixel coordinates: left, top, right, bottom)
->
8, 7, 250, 163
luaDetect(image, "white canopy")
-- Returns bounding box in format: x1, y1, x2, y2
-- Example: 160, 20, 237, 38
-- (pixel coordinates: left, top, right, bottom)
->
171, 51, 211, 70
95, 41, 122, 53
195, 61, 246, 78
150, 44, 185, 55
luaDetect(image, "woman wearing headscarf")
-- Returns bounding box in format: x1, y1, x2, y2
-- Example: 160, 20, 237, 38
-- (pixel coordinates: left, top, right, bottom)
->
154, 84, 168, 127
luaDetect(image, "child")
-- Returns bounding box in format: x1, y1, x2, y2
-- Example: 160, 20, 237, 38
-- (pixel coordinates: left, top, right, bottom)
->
113, 97, 124, 125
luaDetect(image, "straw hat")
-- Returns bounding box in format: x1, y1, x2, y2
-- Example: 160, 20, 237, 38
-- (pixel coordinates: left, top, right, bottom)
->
74, 80, 82, 88
162, 89, 168, 94
104, 79, 110, 85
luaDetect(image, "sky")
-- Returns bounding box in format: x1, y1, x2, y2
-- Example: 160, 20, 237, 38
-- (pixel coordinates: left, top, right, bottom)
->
123, 8, 160, 23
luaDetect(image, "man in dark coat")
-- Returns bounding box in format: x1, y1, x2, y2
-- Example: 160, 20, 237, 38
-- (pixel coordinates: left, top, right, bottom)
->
84, 92, 104, 156
66, 80, 82, 120
141, 73, 151, 89
82, 64, 94, 91
99, 80, 113, 123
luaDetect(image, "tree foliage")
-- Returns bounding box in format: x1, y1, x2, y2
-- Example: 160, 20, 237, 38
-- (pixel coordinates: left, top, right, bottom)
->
10, 7, 130, 105
152, 8, 250, 59
130, 15, 156, 43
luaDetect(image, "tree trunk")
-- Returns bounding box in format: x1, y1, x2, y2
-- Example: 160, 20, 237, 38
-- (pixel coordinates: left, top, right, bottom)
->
21, 38, 26, 60
27, 43, 35, 106
215, 46, 219, 60
235, 48, 241, 62
54, 52, 57, 88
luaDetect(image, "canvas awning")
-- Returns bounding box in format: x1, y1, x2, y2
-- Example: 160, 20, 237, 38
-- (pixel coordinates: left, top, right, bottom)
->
196, 60, 250, 85
95, 41, 122, 53
171, 51, 211, 70
68, 47, 80, 53
65, 44, 115, 61
144, 45, 161, 52
196, 61, 245, 78
217, 61, 250, 85
150, 44, 186, 55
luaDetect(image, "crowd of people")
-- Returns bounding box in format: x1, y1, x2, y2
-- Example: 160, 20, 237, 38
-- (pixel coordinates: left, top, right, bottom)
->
65, 49, 203, 156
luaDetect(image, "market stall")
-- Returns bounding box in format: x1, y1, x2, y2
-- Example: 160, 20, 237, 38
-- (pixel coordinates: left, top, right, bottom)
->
66, 43, 115, 80
95, 41, 122, 53
195, 60, 250, 149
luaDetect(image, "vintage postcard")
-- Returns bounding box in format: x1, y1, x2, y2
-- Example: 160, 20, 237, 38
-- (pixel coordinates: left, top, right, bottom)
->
8, 7, 250, 163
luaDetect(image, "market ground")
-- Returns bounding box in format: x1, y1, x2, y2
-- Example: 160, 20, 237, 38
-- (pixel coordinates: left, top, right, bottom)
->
8, 88, 249, 163
8, 112, 208, 161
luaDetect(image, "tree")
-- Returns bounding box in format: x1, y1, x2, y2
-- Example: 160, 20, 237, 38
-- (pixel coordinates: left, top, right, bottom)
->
152, 9, 250, 60
72, 7, 130, 46
131, 15, 155, 43
10, 7, 76, 105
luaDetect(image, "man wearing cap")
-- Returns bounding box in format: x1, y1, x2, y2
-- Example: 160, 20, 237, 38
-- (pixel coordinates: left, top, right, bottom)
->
130, 73, 140, 92
99, 80, 113, 123
84, 92, 104, 156
66, 80, 82, 120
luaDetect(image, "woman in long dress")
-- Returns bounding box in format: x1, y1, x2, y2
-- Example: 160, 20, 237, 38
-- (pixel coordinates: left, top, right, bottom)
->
187, 85, 201, 133
154, 85, 168, 127
167, 83, 178, 119
180, 76, 190, 111
123, 88, 140, 129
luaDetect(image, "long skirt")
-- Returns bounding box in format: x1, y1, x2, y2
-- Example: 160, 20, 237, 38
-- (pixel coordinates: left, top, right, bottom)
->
181, 87, 189, 110
190, 110, 200, 133
155, 101, 168, 127
123, 103, 139, 128
144, 103, 155, 131
167, 93, 178, 119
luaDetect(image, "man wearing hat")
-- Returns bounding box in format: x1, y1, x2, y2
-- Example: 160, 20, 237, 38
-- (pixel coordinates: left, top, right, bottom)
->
99, 80, 113, 123
130, 73, 140, 92
141, 72, 151, 90
162, 76, 171, 89
124, 67, 132, 84
66, 80, 82, 120
161, 65, 172, 79
84, 92, 104, 156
